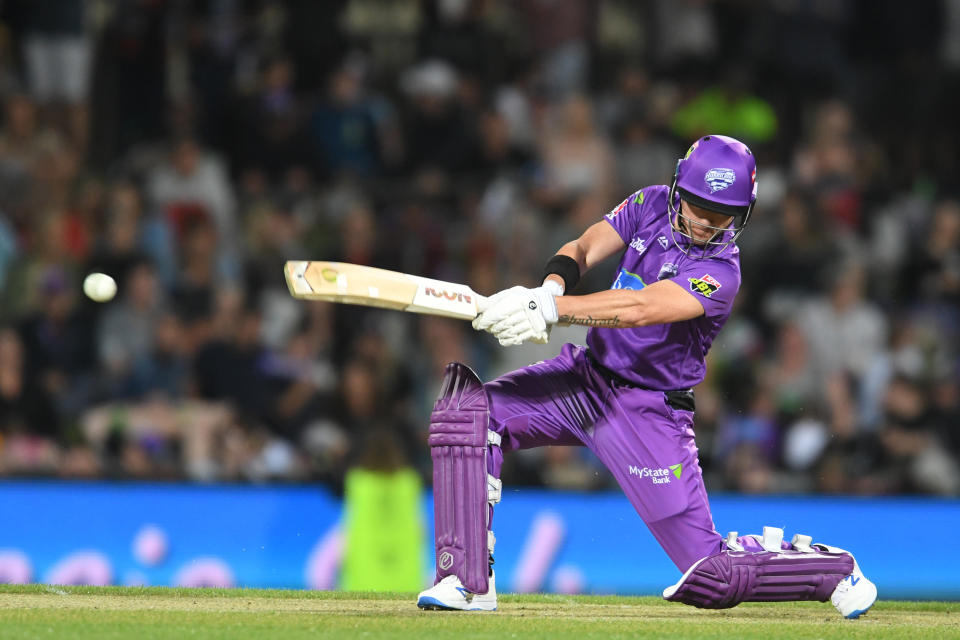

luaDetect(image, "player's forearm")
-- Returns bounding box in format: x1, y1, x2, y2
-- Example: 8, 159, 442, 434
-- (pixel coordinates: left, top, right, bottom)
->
554, 280, 705, 328
555, 289, 650, 328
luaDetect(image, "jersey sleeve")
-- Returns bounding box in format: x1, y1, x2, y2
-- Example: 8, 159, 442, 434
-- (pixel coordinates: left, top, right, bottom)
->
602, 187, 654, 243
672, 257, 741, 318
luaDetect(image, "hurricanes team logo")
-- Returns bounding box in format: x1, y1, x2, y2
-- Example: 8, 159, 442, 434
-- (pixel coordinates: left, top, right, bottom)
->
704, 168, 736, 193
658, 262, 678, 280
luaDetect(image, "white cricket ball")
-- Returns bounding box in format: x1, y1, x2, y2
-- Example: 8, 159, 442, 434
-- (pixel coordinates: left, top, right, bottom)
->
83, 272, 117, 302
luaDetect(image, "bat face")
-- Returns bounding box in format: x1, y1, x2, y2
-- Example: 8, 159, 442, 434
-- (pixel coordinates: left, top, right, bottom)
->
284, 261, 482, 320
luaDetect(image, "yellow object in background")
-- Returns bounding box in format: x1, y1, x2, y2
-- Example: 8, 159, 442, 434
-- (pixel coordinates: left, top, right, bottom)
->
341, 466, 425, 591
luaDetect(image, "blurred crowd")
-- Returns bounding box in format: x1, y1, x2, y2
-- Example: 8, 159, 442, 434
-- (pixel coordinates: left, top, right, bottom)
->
0, 0, 958, 496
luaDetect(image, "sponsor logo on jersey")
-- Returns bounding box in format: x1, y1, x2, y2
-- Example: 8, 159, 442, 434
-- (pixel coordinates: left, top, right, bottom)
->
704, 167, 736, 193
658, 235, 668, 249
658, 262, 678, 280
628, 462, 683, 484
632, 190, 645, 205
629, 237, 646, 255
688, 273, 721, 298
612, 268, 646, 291
606, 196, 630, 219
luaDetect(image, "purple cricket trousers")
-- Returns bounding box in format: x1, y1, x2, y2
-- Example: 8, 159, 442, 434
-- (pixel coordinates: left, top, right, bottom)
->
484, 343, 723, 572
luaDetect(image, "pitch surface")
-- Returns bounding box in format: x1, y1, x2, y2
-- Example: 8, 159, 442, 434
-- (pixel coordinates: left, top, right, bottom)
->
0, 585, 956, 639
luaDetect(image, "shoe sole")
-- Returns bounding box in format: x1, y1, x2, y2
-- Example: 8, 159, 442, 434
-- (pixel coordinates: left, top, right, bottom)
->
842, 584, 878, 619
417, 596, 496, 611
845, 597, 877, 620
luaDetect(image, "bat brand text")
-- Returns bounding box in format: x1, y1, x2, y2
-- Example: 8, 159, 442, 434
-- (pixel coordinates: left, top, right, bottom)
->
425, 287, 472, 304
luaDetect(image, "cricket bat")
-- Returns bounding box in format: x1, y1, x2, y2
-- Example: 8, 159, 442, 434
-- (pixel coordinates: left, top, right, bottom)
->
284, 261, 484, 320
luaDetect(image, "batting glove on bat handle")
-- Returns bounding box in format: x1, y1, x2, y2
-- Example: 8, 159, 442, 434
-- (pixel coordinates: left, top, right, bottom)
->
531, 282, 560, 325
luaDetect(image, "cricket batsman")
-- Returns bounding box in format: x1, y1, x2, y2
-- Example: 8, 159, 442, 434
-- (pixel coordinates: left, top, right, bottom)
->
415, 135, 878, 617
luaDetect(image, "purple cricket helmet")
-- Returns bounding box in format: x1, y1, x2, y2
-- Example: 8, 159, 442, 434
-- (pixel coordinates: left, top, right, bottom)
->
667, 134, 758, 258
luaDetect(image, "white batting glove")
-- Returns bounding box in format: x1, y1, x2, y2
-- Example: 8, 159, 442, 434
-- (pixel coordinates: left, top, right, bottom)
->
473, 281, 561, 346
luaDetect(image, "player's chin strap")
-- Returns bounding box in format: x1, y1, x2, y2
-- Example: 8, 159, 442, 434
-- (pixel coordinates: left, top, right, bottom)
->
662, 526, 854, 609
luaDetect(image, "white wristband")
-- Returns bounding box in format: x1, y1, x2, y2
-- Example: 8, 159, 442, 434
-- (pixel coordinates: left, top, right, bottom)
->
542, 279, 564, 297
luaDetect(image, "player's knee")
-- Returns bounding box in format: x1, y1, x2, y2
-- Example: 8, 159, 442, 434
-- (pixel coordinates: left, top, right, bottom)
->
429, 362, 492, 445
664, 526, 854, 609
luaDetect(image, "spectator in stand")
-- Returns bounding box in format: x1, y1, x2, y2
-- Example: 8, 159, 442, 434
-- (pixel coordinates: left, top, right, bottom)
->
85, 184, 150, 294
0, 212, 76, 323
0, 326, 60, 475
17, 265, 95, 415
97, 260, 166, 399
613, 111, 676, 194
237, 55, 310, 182
310, 59, 383, 179
17, 0, 90, 146
0, 94, 40, 227
399, 59, 478, 194
798, 261, 887, 382
533, 94, 615, 214
901, 198, 960, 305
193, 296, 273, 429
170, 217, 218, 329
131, 312, 190, 400
879, 377, 960, 495
761, 322, 820, 423
793, 101, 863, 235
0, 93, 43, 173
147, 137, 239, 282
750, 189, 837, 325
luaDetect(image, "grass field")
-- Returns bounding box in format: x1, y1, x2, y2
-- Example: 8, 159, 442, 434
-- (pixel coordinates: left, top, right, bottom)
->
0, 585, 957, 639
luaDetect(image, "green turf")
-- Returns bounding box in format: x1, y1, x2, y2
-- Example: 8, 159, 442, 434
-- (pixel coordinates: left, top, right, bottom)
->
0, 585, 957, 639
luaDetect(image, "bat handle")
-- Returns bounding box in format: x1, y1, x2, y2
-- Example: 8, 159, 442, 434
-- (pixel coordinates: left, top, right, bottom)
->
473, 294, 488, 317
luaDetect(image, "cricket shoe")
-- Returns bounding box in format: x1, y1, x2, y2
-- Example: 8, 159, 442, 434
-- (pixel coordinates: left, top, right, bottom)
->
416, 571, 497, 611
816, 544, 878, 619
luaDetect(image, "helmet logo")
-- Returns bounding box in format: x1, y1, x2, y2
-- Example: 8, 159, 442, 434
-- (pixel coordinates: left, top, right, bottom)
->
704, 168, 736, 193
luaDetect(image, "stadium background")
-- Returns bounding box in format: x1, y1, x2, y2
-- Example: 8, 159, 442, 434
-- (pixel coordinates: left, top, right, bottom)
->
0, 0, 958, 596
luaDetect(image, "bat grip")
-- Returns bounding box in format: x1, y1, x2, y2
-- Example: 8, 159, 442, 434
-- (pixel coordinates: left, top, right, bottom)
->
474, 294, 488, 317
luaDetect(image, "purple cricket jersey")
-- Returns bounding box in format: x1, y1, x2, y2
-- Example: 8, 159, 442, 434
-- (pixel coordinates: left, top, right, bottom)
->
586, 185, 741, 391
